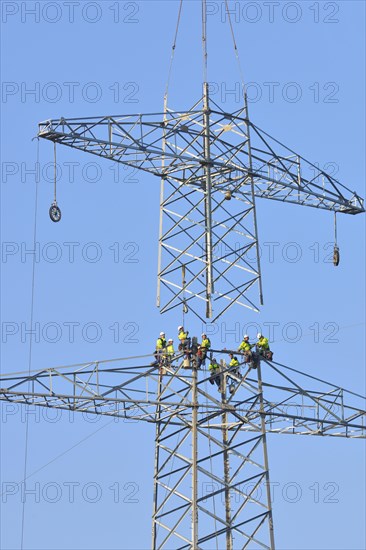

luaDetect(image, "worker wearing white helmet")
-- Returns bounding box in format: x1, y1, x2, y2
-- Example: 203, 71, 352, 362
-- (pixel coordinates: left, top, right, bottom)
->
153, 331, 167, 367
166, 338, 174, 357
200, 333, 211, 351
256, 333, 270, 353
238, 334, 252, 353
156, 332, 166, 351
197, 332, 211, 368
178, 326, 187, 341
178, 325, 190, 351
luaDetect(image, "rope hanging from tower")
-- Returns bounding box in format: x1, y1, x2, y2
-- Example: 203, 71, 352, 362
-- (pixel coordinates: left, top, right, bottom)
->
21, 137, 41, 549
164, 0, 183, 104
49, 142, 61, 222
202, 0, 208, 84
224, 0, 246, 90
333, 212, 340, 266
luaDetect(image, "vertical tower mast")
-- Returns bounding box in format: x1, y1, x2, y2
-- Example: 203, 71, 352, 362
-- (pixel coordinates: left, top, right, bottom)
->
154, 0, 264, 321
202, 0, 214, 317
203, 82, 214, 318
150, 357, 276, 549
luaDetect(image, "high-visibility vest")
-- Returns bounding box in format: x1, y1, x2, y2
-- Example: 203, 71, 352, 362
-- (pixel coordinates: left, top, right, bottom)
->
178, 331, 188, 341
239, 340, 252, 352
209, 362, 220, 373
201, 338, 211, 349
156, 337, 166, 350
257, 337, 269, 350
230, 357, 239, 367
166, 345, 174, 356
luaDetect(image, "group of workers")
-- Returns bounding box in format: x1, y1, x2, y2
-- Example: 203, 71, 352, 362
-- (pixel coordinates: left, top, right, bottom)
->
207, 333, 271, 391
154, 328, 272, 390
155, 326, 211, 365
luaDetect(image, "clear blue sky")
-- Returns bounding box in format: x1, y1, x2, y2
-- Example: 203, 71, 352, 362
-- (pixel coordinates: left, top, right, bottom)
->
1, 1, 365, 549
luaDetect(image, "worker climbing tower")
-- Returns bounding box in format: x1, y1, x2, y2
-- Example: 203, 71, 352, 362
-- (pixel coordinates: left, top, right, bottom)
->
2, 2, 365, 550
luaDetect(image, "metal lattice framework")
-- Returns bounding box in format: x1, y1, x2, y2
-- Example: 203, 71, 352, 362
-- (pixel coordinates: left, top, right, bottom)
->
17, 3, 363, 548
38, 86, 364, 322
1, 353, 365, 549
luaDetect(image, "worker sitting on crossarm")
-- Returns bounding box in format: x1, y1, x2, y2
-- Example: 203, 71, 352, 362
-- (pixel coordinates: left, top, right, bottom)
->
256, 333, 274, 360
256, 333, 270, 354
166, 339, 175, 362
238, 334, 253, 362
155, 331, 166, 363
208, 358, 221, 389
178, 325, 189, 350
228, 353, 242, 379
197, 332, 211, 367
201, 333, 211, 352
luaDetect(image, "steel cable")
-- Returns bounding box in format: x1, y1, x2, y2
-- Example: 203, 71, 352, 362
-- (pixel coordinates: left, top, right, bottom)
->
164, 0, 183, 102
20, 138, 40, 549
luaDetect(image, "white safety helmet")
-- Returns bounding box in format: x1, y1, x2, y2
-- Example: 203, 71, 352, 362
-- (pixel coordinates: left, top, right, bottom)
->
178, 325, 183, 331
257, 333, 262, 339
168, 338, 173, 343
160, 332, 165, 337
244, 334, 249, 339
202, 333, 206, 337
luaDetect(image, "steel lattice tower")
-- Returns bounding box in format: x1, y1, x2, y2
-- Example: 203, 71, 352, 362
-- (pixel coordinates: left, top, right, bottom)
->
37, 84, 363, 321
2, 2, 365, 549
1, 353, 365, 548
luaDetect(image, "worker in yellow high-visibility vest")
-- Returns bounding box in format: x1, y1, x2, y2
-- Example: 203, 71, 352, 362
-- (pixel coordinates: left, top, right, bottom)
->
227, 353, 242, 394
178, 325, 189, 350
166, 339, 175, 358
208, 358, 221, 390
154, 331, 166, 363
197, 333, 211, 367
256, 333, 269, 353
238, 334, 253, 363
256, 333, 273, 360
200, 333, 211, 351
156, 332, 166, 351
228, 353, 242, 379
229, 353, 239, 368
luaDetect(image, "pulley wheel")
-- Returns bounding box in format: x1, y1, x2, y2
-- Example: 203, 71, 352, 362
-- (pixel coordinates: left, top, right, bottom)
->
49, 203, 61, 223
333, 246, 340, 267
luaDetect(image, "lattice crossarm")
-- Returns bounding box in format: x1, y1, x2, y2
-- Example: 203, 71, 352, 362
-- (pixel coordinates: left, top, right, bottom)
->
37, 113, 364, 215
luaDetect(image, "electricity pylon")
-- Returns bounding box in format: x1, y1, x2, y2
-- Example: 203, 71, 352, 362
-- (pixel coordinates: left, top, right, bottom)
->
37, 85, 364, 322
1, 353, 365, 549
4, 2, 364, 549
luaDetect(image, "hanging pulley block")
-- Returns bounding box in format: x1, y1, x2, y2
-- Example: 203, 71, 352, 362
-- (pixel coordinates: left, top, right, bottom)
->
49, 202, 62, 223
333, 245, 340, 267
225, 190, 232, 200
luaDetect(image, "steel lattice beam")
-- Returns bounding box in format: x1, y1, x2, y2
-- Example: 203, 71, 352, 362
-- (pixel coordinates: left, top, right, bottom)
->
37, 104, 364, 216
1, 354, 364, 437
151, 362, 275, 549
2, 351, 365, 549
37, 89, 364, 321
1, 353, 365, 548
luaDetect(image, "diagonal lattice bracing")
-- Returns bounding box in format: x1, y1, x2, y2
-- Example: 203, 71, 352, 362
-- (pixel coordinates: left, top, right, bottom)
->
37, 102, 364, 216
38, 90, 364, 321
1, 354, 365, 437
158, 144, 260, 320
20, 5, 364, 547
152, 363, 274, 549
1, 353, 365, 548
